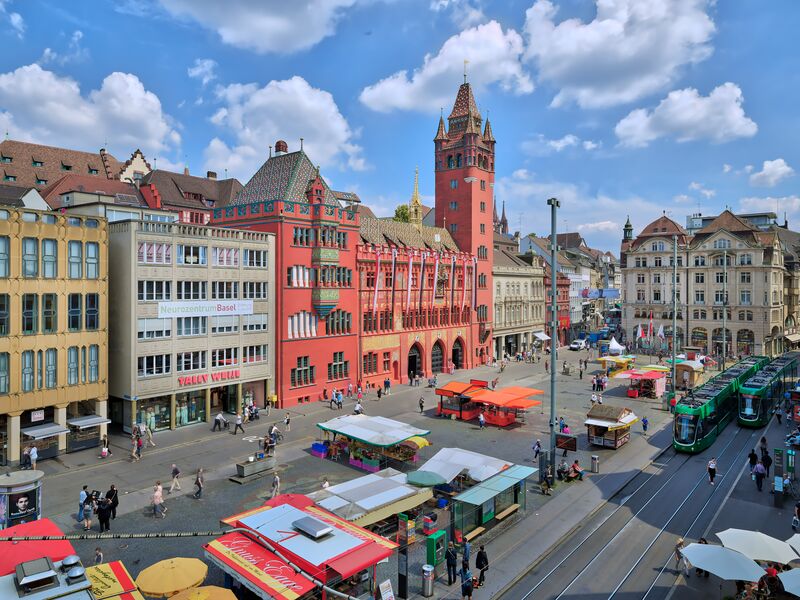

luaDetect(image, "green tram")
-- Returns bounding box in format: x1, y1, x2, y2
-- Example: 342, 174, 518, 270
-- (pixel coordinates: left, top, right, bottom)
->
673, 355, 769, 453
738, 352, 800, 427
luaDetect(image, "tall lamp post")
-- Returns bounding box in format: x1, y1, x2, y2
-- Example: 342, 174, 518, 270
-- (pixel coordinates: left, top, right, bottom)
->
671, 235, 678, 398
547, 197, 560, 471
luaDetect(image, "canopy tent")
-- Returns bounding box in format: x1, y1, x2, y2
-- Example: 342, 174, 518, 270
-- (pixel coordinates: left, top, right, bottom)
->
533, 331, 550, 341
608, 337, 625, 355
599, 355, 635, 366
306, 468, 432, 526
417, 447, 512, 484
615, 369, 665, 381
453, 465, 537, 506
640, 364, 671, 372
435, 381, 484, 397
317, 415, 430, 448
0, 519, 75, 576
497, 386, 545, 398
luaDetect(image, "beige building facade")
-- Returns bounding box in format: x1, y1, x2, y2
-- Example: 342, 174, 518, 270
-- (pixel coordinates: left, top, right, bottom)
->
0, 207, 109, 465
108, 220, 275, 433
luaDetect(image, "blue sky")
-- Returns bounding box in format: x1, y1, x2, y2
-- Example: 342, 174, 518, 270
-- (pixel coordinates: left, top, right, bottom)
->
0, 0, 797, 252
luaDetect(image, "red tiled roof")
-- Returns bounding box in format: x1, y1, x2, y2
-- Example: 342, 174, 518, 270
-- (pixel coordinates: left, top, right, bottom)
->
141, 169, 242, 211
40, 174, 144, 209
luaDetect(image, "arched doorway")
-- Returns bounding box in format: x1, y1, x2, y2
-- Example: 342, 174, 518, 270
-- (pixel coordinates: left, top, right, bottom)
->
712, 327, 732, 356
691, 328, 708, 353
408, 344, 423, 381
431, 341, 445, 374
452, 338, 464, 370
737, 329, 754, 356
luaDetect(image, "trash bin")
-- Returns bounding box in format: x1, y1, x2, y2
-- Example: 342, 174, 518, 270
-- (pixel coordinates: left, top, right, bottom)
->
422, 564, 435, 597
591, 455, 600, 473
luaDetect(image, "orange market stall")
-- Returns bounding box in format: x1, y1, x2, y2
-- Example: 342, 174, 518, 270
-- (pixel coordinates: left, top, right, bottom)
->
435, 380, 490, 420
467, 387, 543, 427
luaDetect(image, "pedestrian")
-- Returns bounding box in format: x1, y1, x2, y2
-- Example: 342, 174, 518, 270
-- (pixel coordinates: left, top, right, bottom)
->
598, 393, 603, 405
533, 439, 541, 461
695, 538, 710, 577
478, 412, 485, 430
463, 539, 471, 563
475, 545, 489, 587
776, 406, 783, 425
446, 542, 458, 586
169, 464, 181, 493
336, 392, 343, 410
94, 547, 103, 566
193, 468, 204, 499
105, 485, 119, 520
674, 538, 690, 577
386, 378, 392, 395
459, 560, 473, 599
29, 444, 38, 470
136, 434, 143, 460
20, 445, 31, 470
591, 392, 597, 406
354, 401, 364, 415
753, 460, 767, 491
83, 494, 96, 531
591, 376, 597, 392
763, 451, 773, 478
145, 423, 156, 448
419, 397, 425, 413
100, 435, 112, 459
759, 436, 768, 459
559, 416, 565, 432
377, 387, 383, 400
562, 424, 571, 456
284, 413, 291, 432
78, 486, 88, 522
233, 413, 245, 435
212, 412, 228, 431
97, 498, 112, 533
545, 360, 549, 374
271, 473, 281, 499
152, 482, 165, 519
347, 383, 353, 399
579, 366, 583, 379
707, 457, 717, 486
321, 478, 330, 490
642, 416, 649, 435
748, 449, 758, 472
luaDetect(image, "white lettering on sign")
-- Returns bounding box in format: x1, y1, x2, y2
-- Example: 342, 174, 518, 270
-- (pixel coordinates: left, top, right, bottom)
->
178, 369, 241, 386
222, 537, 308, 592
158, 300, 254, 318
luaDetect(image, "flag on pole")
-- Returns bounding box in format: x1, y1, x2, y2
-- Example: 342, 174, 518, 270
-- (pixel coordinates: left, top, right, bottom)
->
648, 311, 654, 339
405, 251, 413, 307
372, 248, 381, 314
657, 324, 665, 340
636, 324, 644, 339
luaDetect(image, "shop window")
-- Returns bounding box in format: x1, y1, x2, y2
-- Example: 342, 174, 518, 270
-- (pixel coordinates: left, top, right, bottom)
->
68, 241, 82, 278
42, 239, 57, 278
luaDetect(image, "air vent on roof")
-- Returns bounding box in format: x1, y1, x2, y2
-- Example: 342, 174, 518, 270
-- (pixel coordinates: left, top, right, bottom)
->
60, 556, 80, 571
15, 557, 59, 595
292, 516, 333, 540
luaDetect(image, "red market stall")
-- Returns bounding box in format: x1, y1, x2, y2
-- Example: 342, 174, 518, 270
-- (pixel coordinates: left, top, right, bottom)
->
0, 518, 75, 576
619, 370, 666, 399
210, 494, 398, 600
468, 388, 543, 427
435, 380, 488, 420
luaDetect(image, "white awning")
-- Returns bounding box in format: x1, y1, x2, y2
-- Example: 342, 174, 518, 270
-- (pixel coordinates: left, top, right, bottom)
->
67, 415, 111, 430
21, 423, 70, 439
534, 331, 550, 341
786, 333, 800, 344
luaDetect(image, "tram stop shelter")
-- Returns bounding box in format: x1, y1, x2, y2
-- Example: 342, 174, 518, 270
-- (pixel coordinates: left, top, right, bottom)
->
585, 405, 639, 449
306, 468, 432, 534
616, 369, 667, 399
418, 448, 512, 487
211, 494, 398, 600
315, 414, 430, 472
450, 465, 537, 543
436, 381, 542, 426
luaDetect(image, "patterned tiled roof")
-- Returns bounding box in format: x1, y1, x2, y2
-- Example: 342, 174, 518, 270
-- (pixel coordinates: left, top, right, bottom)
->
448, 83, 481, 120
483, 118, 495, 142
233, 151, 339, 207
359, 214, 459, 252
0, 183, 33, 207
434, 116, 448, 141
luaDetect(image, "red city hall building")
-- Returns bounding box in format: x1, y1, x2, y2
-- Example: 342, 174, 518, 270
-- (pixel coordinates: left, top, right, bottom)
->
544, 264, 571, 347
212, 141, 361, 407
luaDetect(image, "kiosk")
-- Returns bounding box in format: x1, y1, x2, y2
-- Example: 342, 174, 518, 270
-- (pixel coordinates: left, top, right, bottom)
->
585, 405, 638, 449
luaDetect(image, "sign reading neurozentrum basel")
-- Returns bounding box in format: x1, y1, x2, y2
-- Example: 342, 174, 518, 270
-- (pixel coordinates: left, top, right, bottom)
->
157, 300, 254, 318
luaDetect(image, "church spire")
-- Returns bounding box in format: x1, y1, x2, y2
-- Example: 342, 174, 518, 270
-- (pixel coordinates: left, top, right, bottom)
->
500, 199, 508, 234
492, 197, 499, 232
483, 113, 495, 142
434, 109, 448, 142
409, 166, 423, 228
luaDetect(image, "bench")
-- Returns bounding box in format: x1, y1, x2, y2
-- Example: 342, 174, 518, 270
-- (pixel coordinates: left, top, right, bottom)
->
464, 527, 485, 542
494, 504, 520, 521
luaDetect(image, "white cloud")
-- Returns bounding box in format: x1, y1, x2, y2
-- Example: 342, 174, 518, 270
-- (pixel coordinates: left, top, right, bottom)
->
187, 58, 217, 86
524, 0, 715, 109
521, 133, 600, 155
0, 0, 24, 38
158, 0, 356, 54
360, 20, 532, 113
578, 220, 618, 233
740, 195, 800, 227
673, 194, 692, 203
430, 0, 486, 28
0, 64, 180, 158
688, 181, 715, 198
39, 30, 88, 65
722, 163, 732, 173
615, 83, 757, 147
204, 76, 365, 181
743, 164, 754, 174
749, 158, 794, 188
582, 140, 601, 151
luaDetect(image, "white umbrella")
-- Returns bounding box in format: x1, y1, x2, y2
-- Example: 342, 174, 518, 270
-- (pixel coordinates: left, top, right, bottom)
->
718, 529, 800, 565
779, 569, 800, 596
787, 534, 800, 556
681, 544, 765, 582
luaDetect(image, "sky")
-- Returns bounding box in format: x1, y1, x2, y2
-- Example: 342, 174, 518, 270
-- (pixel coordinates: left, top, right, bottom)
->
0, 0, 798, 253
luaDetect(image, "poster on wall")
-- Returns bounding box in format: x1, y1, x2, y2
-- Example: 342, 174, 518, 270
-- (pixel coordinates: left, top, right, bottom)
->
8, 485, 39, 526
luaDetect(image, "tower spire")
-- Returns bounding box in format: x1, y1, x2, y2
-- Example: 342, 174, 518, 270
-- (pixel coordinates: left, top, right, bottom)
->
500, 199, 508, 234
464, 59, 469, 84
409, 166, 423, 228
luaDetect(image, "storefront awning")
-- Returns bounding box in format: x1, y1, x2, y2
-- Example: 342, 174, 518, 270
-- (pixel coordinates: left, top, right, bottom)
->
20, 423, 70, 439
67, 415, 111, 430
533, 331, 550, 341
786, 333, 800, 344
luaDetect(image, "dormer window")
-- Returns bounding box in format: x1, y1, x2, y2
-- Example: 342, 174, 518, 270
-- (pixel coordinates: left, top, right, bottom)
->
61, 162, 72, 171
31, 159, 43, 167
88, 167, 99, 175
3, 173, 16, 182
0, 154, 11, 163
36, 178, 47, 185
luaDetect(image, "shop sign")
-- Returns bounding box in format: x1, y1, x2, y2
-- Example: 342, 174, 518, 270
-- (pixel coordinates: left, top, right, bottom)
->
178, 369, 241, 387
158, 300, 253, 318
30, 410, 45, 423
379, 580, 395, 600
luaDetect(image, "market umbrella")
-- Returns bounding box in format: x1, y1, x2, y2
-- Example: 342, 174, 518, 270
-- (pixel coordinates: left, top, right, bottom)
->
681, 544, 765, 582
171, 586, 237, 600
135, 558, 208, 598
788, 534, 800, 556
717, 529, 799, 564
406, 470, 447, 487
778, 569, 800, 596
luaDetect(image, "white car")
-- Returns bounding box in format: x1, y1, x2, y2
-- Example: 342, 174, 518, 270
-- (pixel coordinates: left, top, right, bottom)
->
569, 339, 587, 351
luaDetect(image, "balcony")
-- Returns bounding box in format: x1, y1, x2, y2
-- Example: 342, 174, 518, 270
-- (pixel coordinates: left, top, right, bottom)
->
312, 247, 339, 264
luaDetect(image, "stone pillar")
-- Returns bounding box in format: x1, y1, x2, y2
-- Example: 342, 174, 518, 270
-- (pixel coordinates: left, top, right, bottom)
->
205, 388, 211, 423
96, 399, 108, 438
169, 393, 176, 430
236, 383, 243, 414
500, 336, 506, 358
7, 413, 21, 466
55, 405, 67, 452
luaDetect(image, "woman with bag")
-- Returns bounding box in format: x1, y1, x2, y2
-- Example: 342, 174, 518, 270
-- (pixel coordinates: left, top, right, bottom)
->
459, 560, 473, 599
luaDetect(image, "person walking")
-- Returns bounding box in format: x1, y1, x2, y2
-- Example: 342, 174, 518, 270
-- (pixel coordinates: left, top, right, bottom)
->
562, 424, 571, 456
776, 406, 783, 425
271, 473, 281, 499
145, 423, 156, 448
478, 412, 485, 430
105, 485, 119, 520
545, 360, 549, 374
763, 451, 773, 478
377, 387, 383, 400
748, 449, 758, 473
97, 498, 112, 533
100, 435, 112, 459
463, 539, 471, 564
558, 416, 565, 433
419, 397, 425, 413
674, 538, 690, 577
753, 460, 767, 491
29, 444, 38, 470
446, 542, 458, 586
533, 439, 541, 461
168, 464, 181, 493
82, 495, 96, 531
232, 413, 245, 435
707, 457, 717, 486
284, 413, 291, 432
78, 486, 88, 522
642, 416, 649, 436
152, 482, 165, 519
695, 538, 710, 577
475, 546, 489, 587
459, 560, 473, 600
193, 469, 204, 499
212, 412, 228, 431
579, 365, 583, 380
759, 436, 768, 459
347, 382, 353, 399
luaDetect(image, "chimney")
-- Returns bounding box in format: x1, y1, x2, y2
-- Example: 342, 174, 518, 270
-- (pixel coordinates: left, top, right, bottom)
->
183, 166, 190, 176
275, 140, 288, 156
207, 171, 217, 180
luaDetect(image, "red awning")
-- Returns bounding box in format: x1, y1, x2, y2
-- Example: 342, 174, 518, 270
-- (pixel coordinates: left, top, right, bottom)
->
205, 532, 317, 600
628, 371, 665, 380
327, 543, 393, 580
435, 381, 482, 397
505, 398, 542, 410
500, 386, 545, 397
0, 518, 75, 576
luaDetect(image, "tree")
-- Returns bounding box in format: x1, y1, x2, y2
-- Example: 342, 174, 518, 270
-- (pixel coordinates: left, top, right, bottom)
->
394, 204, 410, 222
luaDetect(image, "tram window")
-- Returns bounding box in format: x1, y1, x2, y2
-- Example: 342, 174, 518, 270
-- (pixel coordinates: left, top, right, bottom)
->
674, 415, 698, 444
741, 396, 755, 416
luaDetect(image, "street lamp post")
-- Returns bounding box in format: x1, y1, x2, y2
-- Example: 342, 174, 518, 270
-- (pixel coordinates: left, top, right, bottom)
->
547, 197, 560, 471
672, 235, 678, 397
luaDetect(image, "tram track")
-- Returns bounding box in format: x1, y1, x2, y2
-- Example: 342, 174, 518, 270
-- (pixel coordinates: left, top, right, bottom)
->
505, 421, 754, 600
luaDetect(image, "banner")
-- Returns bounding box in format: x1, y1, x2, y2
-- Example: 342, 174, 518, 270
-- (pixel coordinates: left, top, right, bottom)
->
431, 251, 440, 302
158, 300, 253, 318
406, 252, 413, 308
580, 288, 621, 300
418, 251, 427, 307
450, 255, 456, 307
390, 248, 398, 310
372, 249, 381, 314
